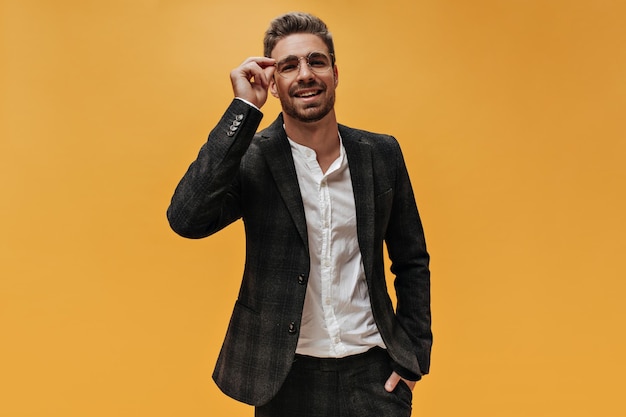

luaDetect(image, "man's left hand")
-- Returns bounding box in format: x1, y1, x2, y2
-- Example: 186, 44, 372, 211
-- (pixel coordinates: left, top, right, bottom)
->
384, 371, 416, 392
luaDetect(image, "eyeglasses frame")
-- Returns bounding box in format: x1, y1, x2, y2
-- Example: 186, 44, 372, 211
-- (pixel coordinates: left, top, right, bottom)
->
273, 51, 336, 79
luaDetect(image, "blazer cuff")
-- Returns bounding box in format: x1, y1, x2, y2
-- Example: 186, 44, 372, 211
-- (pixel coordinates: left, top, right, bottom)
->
390, 361, 422, 382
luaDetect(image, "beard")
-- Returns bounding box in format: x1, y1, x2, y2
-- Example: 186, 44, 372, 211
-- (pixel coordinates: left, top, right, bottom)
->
279, 81, 336, 123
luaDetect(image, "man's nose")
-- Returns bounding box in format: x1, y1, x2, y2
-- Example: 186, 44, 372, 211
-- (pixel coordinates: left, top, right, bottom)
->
296, 56, 314, 79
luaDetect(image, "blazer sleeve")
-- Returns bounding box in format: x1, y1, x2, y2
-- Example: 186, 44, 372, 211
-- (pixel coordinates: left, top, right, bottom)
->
167, 99, 263, 239
385, 139, 433, 376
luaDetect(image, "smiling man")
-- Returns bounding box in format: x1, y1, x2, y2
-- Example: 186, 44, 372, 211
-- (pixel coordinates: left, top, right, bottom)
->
167, 12, 432, 417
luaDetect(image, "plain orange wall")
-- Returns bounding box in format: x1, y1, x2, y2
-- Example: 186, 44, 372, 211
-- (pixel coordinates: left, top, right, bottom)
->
2, 1, 625, 416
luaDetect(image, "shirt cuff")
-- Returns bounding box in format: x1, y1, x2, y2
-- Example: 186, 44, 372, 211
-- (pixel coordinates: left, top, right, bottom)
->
235, 97, 260, 111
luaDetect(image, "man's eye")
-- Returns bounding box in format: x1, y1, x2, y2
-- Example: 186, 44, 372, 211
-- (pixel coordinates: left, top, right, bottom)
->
279, 62, 298, 72
309, 59, 327, 68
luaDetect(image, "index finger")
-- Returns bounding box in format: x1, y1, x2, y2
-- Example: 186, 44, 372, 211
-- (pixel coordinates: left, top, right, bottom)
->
241, 56, 276, 69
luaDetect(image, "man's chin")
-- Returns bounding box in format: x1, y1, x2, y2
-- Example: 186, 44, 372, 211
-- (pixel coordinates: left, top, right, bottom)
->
289, 104, 334, 123
293, 111, 328, 123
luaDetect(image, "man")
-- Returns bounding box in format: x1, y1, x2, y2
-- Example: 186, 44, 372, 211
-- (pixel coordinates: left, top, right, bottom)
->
167, 12, 432, 417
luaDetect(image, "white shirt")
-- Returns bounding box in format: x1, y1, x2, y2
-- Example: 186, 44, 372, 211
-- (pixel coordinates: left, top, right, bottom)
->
288, 135, 385, 358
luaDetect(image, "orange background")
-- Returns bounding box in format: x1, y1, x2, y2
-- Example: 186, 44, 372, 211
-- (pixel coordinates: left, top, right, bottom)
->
2, 1, 625, 416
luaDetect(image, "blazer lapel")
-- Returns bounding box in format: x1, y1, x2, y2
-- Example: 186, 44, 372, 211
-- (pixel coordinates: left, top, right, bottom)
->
340, 125, 375, 279
258, 116, 309, 250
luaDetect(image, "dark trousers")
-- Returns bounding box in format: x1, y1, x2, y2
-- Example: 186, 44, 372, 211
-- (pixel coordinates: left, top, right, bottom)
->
255, 347, 413, 417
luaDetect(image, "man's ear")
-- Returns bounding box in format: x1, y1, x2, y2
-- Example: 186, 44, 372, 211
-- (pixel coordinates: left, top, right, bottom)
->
333, 65, 339, 87
269, 76, 279, 98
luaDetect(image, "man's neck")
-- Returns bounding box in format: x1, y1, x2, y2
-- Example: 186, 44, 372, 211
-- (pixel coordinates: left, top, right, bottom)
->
283, 111, 340, 173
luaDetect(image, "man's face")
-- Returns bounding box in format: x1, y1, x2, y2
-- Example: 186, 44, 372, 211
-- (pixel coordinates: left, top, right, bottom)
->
269, 33, 339, 123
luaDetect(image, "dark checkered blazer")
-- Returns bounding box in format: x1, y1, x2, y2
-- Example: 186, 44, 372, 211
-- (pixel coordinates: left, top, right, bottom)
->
167, 99, 431, 406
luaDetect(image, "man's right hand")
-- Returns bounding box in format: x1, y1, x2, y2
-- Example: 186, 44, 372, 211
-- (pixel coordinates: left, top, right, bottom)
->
230, 57, 276, 109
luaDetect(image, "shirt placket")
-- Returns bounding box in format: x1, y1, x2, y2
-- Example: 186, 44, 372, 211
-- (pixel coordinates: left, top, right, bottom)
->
319, 175, 345, 356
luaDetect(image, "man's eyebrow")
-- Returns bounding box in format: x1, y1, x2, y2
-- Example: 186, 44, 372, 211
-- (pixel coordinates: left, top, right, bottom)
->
276, 55, 299, 63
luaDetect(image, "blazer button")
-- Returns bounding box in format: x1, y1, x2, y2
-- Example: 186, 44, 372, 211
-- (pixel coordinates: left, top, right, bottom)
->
297, 273, 307, 285
288, 321, 297, 334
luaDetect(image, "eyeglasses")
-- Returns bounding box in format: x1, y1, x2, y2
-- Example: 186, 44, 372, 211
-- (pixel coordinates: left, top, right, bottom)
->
274, 51, 334, 79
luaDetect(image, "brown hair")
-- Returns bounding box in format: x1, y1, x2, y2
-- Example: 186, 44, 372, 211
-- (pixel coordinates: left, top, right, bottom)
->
264, 12, 335, 63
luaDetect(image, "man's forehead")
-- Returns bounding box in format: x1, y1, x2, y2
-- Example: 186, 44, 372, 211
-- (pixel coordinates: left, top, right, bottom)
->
270, 33, 328, 57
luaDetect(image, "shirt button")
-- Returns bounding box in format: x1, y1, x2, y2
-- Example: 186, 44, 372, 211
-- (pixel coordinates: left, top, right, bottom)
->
297, 274, 307, 285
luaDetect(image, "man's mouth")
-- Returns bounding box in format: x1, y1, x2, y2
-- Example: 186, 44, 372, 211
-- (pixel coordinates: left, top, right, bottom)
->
293, 89, 322, 98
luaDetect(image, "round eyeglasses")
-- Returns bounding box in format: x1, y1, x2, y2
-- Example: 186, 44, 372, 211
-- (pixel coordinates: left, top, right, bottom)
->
274, 51, 335, 79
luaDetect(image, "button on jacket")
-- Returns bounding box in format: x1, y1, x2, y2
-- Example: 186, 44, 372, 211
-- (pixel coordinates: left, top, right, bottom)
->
167, 99, 432, 406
